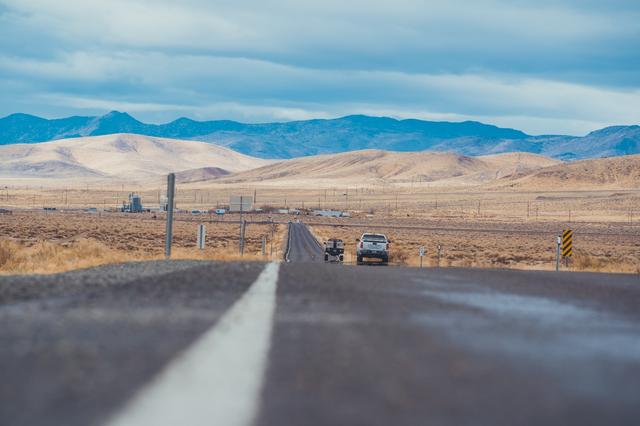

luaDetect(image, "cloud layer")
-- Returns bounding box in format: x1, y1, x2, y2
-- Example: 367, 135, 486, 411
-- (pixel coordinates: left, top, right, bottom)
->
1, 0, 639, 135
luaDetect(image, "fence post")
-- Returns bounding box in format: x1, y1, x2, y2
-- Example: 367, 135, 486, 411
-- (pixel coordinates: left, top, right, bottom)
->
555, 235, 561, 272
165, 173, 175, 258
240, 219, 246, 256
262, 235, 267, 257
270, 218, 274, 257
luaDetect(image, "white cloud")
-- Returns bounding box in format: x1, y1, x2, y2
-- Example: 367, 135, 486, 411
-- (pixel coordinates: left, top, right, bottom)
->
0, 0, 638, 134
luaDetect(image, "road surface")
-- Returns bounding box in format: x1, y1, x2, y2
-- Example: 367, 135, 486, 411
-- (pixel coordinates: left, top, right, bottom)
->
285, 221, 324, 262
1, 223, 639, 426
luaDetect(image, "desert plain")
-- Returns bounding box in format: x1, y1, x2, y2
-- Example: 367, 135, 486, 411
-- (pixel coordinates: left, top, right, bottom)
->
0, 134, 638, 274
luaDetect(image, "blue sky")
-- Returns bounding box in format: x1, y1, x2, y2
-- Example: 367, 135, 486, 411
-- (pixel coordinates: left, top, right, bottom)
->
0, 0, 638, 135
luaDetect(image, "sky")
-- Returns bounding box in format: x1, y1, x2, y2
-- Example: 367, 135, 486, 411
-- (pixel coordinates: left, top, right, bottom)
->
0, 0, 639, 136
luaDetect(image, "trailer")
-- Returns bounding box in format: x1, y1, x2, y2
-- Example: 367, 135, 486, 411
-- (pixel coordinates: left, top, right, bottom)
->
324, 239, 345, 263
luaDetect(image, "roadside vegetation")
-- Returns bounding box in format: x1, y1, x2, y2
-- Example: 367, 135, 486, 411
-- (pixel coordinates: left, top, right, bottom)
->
0, 212, 285, 274
309, 224, 640, 274
0, 238, 275, 275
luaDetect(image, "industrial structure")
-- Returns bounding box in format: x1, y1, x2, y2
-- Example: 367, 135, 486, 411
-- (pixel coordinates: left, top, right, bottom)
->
122, 193, 144, 213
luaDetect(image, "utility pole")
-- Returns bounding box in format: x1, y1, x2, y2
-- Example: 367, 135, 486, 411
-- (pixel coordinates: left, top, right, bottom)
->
165, 173, 175, 258
239, 195, 244, 255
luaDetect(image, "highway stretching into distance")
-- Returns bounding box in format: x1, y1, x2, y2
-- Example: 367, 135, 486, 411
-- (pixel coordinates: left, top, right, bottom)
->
1, 222, 639, 425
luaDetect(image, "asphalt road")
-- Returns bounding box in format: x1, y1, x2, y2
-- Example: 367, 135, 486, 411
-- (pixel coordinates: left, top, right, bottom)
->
285, 221, 324, 262
1, 223, 639, 426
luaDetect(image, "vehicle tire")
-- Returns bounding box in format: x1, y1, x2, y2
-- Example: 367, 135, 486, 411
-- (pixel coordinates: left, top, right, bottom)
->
324, 254, 329, 262
357, 256, 363, 265
381, 256, 389, 265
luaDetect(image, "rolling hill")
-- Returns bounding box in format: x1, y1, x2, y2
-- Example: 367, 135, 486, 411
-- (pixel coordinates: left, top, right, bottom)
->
0, 134, 270, 181
216, 150, 561, 186
493, 155, 640, 190
1, 111, 638, 160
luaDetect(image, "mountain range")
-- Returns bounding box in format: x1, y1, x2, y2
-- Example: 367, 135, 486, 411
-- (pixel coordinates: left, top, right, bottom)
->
0, 111, 638, 160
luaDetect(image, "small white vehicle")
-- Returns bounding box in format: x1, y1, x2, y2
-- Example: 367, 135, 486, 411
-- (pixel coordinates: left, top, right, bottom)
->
324, 239, 345, 263
356, 233, 390, 265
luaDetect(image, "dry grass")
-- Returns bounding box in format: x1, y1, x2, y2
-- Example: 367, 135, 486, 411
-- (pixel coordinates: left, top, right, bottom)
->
309, 222, 640, 273
0, 238, 276, 275
570, 250, 640, 274
0, 211, 286, 274
1, 183, 638, 274
0, 239, 139, 274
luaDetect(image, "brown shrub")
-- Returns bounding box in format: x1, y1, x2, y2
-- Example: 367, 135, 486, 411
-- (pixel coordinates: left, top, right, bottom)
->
390, 250, 408, 265
0, 239, 17, 267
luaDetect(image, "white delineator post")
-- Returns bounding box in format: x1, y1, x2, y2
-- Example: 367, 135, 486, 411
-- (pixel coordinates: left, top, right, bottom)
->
197, 224, 206, 250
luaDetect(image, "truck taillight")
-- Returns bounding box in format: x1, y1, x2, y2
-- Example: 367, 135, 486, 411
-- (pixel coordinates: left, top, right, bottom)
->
387, 242, 390, 249
359, 242, 363, 248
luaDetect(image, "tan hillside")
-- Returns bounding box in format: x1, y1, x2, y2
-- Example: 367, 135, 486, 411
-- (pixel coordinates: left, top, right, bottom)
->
174, 166, 231, 183
220, 150, 560, 186
493, 154, 640, 190
477, 152, 561, 177
0, 134, 270, 181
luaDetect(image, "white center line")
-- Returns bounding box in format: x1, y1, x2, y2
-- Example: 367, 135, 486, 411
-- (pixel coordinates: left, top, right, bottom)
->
105, 262, 281, 426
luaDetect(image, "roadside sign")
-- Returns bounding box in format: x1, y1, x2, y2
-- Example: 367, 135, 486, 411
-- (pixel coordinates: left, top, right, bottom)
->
561, 229, 573, 258
419, 246, 425, 257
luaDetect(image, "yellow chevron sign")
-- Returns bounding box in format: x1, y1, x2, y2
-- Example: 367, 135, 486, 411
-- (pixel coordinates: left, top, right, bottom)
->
562, 229, 573, 257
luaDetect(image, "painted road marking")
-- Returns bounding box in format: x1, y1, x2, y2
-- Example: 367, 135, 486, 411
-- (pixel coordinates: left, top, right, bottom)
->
105, 262, 280, 426
285, 222, 293, 262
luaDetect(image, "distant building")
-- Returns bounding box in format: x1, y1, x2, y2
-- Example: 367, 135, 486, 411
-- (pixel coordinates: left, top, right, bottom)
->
122, 193, 144, 213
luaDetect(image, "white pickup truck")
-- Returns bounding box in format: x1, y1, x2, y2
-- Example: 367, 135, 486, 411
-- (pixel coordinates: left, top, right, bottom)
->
356, 233, 390, 265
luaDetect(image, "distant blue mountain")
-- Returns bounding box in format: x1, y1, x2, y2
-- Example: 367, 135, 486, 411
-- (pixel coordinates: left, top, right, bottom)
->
0, 111, 638, 160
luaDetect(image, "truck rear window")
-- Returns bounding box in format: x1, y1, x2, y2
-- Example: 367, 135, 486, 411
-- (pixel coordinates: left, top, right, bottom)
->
363, 235, 386, 242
